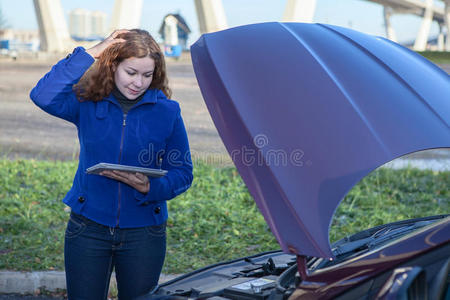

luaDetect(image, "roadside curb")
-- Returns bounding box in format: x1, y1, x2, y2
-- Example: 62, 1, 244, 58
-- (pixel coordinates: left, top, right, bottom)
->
0, 271, 180, 294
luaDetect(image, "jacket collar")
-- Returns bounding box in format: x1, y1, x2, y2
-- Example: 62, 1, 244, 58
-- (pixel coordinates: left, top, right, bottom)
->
104, 88, 166, 107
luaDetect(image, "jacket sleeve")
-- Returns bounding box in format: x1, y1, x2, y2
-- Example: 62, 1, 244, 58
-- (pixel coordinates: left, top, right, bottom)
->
29, 47, 95, 125
135, 109, 194, 203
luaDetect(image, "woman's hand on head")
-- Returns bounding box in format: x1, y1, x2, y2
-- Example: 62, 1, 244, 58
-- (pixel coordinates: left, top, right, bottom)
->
100, 170, 150, 194
86, 29, 129, 59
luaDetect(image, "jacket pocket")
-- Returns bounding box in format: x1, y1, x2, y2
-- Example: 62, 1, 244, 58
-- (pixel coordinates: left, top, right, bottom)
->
80, 101, 113, 144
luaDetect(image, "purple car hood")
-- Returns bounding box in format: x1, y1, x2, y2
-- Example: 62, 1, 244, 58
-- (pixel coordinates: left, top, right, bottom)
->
190, 22, 450, 258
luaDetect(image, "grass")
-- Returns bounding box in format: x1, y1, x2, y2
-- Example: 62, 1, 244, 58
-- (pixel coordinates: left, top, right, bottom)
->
0, 159, 449, 273
0, 160, 76, 271
330, 167, 449, 241
418, 51, 450, 64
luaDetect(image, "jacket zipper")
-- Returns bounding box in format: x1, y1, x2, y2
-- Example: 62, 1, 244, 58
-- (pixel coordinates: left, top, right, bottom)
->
116, 113, 127, 227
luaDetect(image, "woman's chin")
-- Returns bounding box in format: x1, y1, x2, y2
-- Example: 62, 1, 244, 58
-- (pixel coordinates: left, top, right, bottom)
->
125, 91, 142, 100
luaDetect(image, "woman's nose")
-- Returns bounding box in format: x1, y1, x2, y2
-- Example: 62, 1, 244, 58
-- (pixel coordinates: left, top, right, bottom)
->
133, 76, 143, 88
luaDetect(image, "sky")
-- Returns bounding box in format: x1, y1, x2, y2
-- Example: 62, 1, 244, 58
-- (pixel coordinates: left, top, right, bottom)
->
0, 0, 442, 45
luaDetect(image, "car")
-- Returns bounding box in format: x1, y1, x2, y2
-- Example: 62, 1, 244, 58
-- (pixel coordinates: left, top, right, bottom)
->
143, 22, 450, 299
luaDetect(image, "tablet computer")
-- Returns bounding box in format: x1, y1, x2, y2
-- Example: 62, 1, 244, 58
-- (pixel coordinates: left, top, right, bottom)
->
86, 163, 168, 178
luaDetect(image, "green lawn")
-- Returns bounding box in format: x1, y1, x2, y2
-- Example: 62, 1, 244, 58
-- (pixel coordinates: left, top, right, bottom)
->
419, 51, 450, 64
0, 159, 448, 273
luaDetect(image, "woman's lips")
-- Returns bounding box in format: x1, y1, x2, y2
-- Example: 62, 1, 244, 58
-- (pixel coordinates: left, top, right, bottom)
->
128, 88, 140, 95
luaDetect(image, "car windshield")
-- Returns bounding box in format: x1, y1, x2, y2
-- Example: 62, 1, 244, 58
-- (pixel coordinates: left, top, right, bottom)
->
311, 215, 449, 269
326, 148, 450, 263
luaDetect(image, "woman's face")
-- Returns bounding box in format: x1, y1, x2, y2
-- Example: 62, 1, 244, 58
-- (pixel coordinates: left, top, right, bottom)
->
114, 56, 155, 100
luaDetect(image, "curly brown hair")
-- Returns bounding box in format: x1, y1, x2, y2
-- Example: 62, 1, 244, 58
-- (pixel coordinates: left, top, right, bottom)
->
74, 29, 171, 101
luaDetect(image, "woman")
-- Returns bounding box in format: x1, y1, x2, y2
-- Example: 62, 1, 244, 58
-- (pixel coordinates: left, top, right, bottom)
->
30, 29, 193, 299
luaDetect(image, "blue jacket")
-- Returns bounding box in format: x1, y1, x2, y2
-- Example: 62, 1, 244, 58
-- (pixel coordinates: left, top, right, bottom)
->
30, 47, 193, 228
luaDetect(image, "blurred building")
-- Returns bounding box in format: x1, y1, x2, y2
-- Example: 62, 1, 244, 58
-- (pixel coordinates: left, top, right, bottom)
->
91, 11, 108, 37
69, 8, 107, 40
0, 29, 40, 52
159, 13, 191, 50
69, 8, 90, 39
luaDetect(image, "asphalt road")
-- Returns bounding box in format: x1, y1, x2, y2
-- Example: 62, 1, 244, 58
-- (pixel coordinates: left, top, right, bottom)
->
0, 56, 228, 163
0, 57, 449, 164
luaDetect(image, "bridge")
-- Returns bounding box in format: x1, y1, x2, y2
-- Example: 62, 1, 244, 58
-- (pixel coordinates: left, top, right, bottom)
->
33, 0, 450, 52
368, 0, 448, 49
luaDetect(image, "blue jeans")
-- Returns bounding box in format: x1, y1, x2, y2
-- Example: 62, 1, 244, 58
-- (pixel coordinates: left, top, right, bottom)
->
64, 212, 166, 300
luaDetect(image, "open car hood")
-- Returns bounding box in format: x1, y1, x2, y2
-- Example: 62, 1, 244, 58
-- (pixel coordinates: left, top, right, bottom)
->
190, 22, 450, 258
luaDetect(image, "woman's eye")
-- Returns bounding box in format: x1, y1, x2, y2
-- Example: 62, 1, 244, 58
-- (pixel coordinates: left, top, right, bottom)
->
126, 71, 136, 75
144, 74, 153, 78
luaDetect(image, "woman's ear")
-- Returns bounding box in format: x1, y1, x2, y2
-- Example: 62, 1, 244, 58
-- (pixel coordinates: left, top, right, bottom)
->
112, 63, 117, 72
